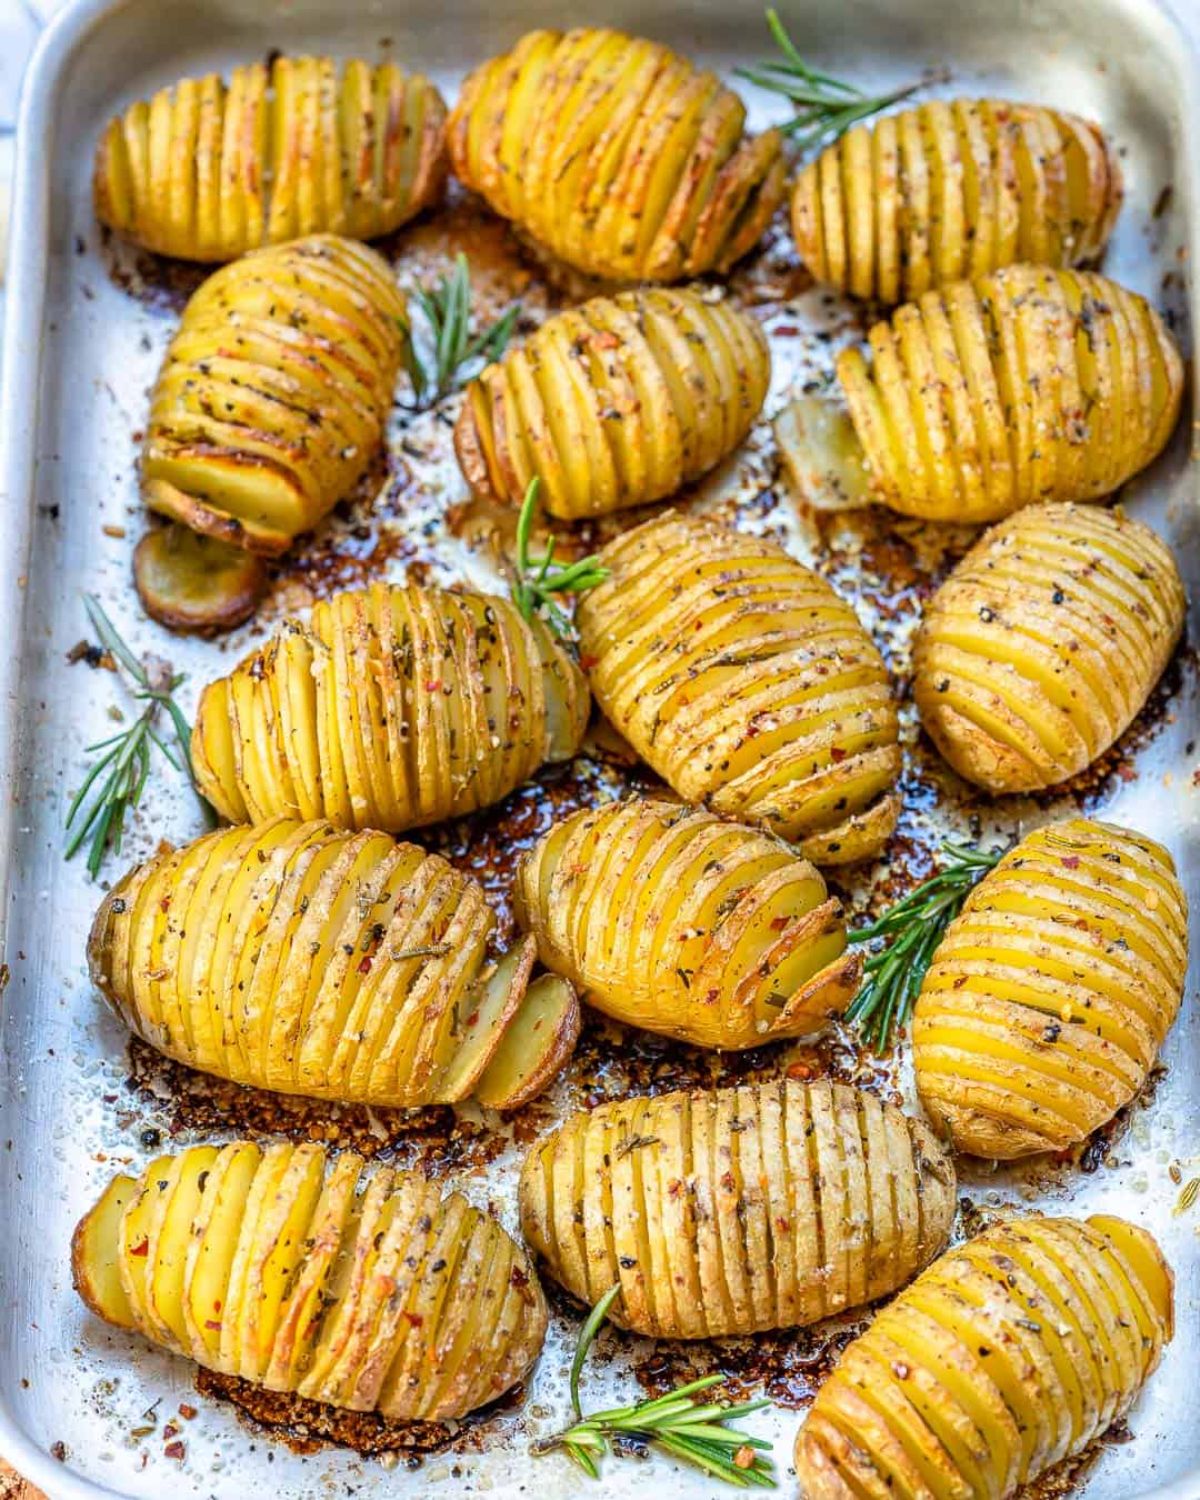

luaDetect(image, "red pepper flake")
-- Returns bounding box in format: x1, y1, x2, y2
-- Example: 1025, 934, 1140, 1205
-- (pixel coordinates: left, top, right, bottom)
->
403, 1311, 424, 1328
164, 1441, 186, 1462
578, 653, 600, 672
830, 747, 847, 763
592, 330, 621, 350
423, 679, 441, 693
204, 1319, 222, 1331
178, 1404, 197, 1421
1060, 855, 1081, 869
769, 915, 790, 930
787, 1061, 813, 1080
357, 955, 373, 975
162, 1421, 180, 1440
129, 1238, 150, 1257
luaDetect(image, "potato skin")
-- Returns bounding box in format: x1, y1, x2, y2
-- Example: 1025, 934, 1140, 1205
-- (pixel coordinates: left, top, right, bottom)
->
793, 99, 1122, 303
576, 512, 901, 863
795, 1213, 1173, 1500
191, 581, 589, 829
94, 56, 447, 261
73, 1142, 546, 1421
455, 288, 770, 520
914, 818, 1186, 1158
88, 817, 578, 1108
514, 798, 860, 1049
519, 1078, 955, 1339
837, 265, 1183, 522
913, 503, 1185, 792
143, 235, 407, 556
446, 28, 787, 282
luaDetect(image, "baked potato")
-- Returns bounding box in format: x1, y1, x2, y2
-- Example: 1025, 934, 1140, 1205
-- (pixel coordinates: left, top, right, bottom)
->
72, 1141, 546, 1421
519, 1078, 956, 1338
913, 818, 1186, 1159
446, 27, 788, 283
191, 581, 589, 830
794, 1213, 1173, 1500
141, 235, 406, 565
455, 288, 770, 520
513, 797, 860, 1049
95, 55, 447, 260
576, 512, 901, 863
793, 99, 1122, 303
913, 502, 1185, 792
88, 817, 579, 1110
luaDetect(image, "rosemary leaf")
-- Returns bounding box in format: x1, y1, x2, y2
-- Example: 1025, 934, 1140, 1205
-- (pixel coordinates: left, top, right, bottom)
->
738, 9, 930, 153
535, 1283, 777, 1487
846, 840, 1005, 1050
511, 479, 609, 642
403, 253, 519, 410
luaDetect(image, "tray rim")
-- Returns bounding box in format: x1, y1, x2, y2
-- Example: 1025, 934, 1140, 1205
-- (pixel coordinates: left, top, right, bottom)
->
2, 0, 1200, 1496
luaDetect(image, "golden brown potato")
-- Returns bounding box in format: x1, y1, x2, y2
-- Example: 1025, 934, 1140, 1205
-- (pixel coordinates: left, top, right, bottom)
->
447, 28, 787, 283
519, 1078, 956, 1338
514, 797, 860, 1049
455, 288, 770, 520
133, 524, 266, 633
795, 1213, 1173, 1500
191, 580, 589, 830
913, 818, 1187, 1158
576, 512, 901, 864
95, 56, 447, 260
88, 818, 579, 1110
831, 265, 1183, 522
142, 235, 406, 560
73, 1141, 546, 1421
913, 502, 1185, 792
793, 99, 1122, 303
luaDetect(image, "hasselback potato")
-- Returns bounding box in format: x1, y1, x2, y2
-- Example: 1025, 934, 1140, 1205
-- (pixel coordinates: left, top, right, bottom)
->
576, 513, 901, 863
446, 27, 788, 283
795, 1213, 1174, 1500
142, 235, 407, 560
792, 99, 1122, 304
519, 1079, 956, 1338
833, 265, 1183, 522
455, 288, 770, 520
514, 798, 860, 1049
913, 818, 1187, 1158
95, 56, 447, 260
88, 818, 579, 1110
913, 502, 1185, 792
73, 1142, 546, 1421
192, 581, 589, 829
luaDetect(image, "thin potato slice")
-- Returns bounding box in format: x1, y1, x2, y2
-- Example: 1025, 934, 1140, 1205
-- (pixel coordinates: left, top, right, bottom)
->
134, 523, 266, 634
73, 1145, 547, 1423
519, 1079, 954, 1338
475, 973, 580, 1110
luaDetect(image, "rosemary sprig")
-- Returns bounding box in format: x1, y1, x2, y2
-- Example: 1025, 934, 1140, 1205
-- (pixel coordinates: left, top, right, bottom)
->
65, 596, 206, 878
738, 9, 928, 153
511, 478, 609, 640
534, 1285, 777, 1487
402, 252, 519, 410
846, 840, 1005, 1050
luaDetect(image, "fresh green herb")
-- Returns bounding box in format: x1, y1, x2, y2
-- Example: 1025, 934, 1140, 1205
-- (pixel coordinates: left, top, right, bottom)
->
511, 478, 609, 640
65, 596, 208, 878
846, 841, 1005, 1050
533, 1284, 776, 1487
402, 252, 519, 409
738, 9, 928, 152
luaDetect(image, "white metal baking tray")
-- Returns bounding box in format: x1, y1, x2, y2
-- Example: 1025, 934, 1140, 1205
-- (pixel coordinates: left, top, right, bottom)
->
1, 0, 1198, 1496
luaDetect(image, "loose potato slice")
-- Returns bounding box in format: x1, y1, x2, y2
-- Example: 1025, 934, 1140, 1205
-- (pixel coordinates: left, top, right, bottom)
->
794, 1215, 1173, 1500
519, 1079, 954, 1338
576, 513, 900, 864
134, 523, 266, 633
141, 236, 406, 580
447, 28, 785, 282
72, 1174, 138, 1329
774, 397, 872, 512
837, 266, 1183, 522
914, 818, 1187, 1159
95, 55, 447, 260
191, 581, 588, 832
913, 503, 1185, 792
793, 98, 1121, 303
516, 797, 859, 1049
74, 1145, 547, 1423
455, 288, 769, 520
88, 818, 576, 1109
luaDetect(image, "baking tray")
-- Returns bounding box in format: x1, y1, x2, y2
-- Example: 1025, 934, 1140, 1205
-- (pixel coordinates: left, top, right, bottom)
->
2, 0, 1199, 1496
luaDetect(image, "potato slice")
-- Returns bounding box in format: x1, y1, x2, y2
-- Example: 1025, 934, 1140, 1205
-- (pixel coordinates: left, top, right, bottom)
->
774, 397, 872, 513
475, 972, 579, 1110
72, 1174, 138, 1329
134, 524, 265, 633
148, 1144, 221, 1350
